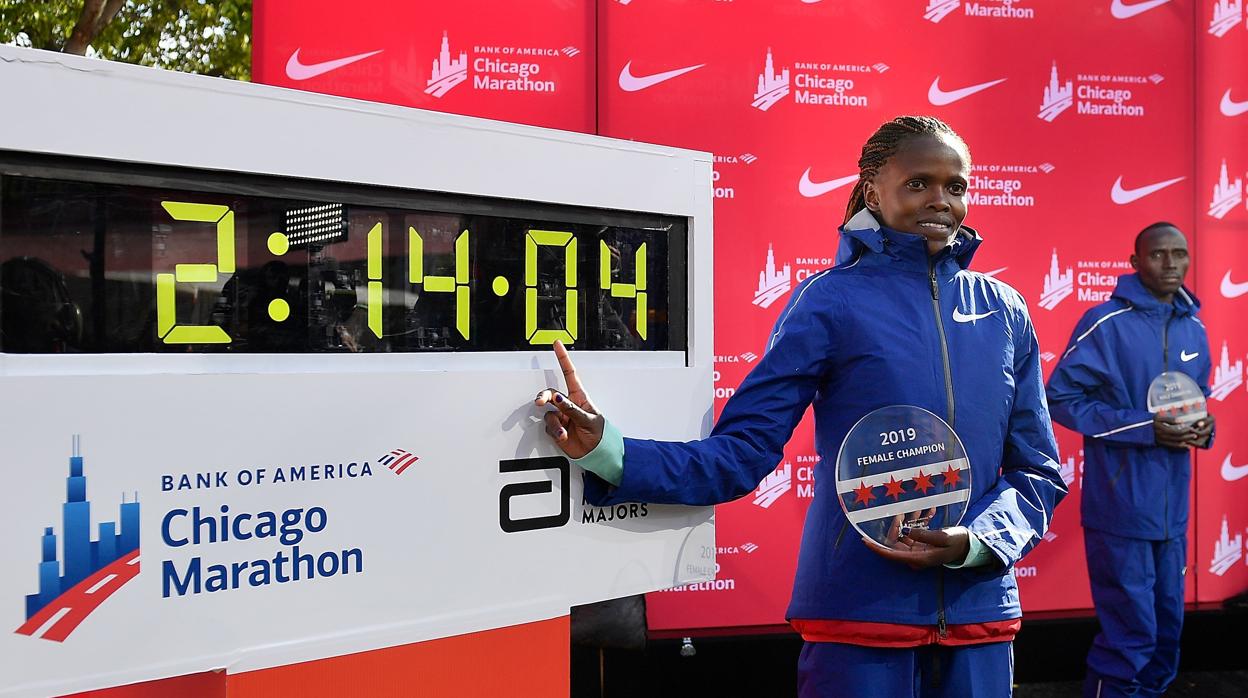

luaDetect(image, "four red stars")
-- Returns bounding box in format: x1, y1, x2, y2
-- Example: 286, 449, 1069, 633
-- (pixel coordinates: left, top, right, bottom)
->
848, 466, 966, 508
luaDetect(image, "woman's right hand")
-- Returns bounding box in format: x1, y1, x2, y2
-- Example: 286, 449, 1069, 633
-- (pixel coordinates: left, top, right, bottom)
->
535, 340, 605, 459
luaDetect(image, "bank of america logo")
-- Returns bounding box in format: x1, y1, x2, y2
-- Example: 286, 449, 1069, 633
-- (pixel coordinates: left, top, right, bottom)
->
753, 461, 792, 508
1039, 62, 1073, 122
873, 63, 891, 73
742, 542, 759, 553
1211, 341, 1244, 401
924, 0, 961, 22
1209, 159, 1243, 219
16, 437, 140, 643
1043, 530, 1059, 543
561, 46, 581, 57
1038, 249, 1074, 310
426, 31, 468, 98
741, 352, 759, 363
1040, 351, 1057, 362
1209, 0, 1243, 37
1038, 162, 1056, 173
753, 245, 792, 309
740, 152, 758, 164
751, 48, 790, 112
379, 448, 420, 475
1210, 516, 1243, 576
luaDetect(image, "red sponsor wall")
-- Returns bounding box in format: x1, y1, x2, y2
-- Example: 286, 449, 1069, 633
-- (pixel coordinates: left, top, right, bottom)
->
1194, 0, 1248, 604
252, 0, 1247, 636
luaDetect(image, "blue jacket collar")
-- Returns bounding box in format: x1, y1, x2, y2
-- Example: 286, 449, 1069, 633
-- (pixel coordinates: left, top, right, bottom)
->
1112, 273, 1200, 316
836, 209, 981, 273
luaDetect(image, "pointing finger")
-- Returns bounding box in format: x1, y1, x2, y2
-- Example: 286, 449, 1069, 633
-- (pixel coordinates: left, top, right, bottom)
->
553, 340, 586, 397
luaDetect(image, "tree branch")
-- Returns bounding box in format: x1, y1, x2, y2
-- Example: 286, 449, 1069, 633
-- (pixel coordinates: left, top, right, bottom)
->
63, 0, 126, 56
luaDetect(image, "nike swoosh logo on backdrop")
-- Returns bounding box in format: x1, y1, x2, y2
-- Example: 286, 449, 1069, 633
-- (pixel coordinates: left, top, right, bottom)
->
1110, 0, 1172, 20
1222, 454, 1248, 482
285, 48, 384, 81
618, 61, 705, 92
1110, 175, 1185, 204
798, 169, 860, 198
952, 309, 999, 323
1221, 89, 1248, 117
927, 77, 1008, 106
1221, 271, 1248, 298
1181, 350, 1199, 362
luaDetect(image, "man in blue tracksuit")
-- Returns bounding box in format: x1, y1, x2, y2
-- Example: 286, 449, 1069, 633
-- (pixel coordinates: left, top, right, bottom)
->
1046, 222, 1215, 698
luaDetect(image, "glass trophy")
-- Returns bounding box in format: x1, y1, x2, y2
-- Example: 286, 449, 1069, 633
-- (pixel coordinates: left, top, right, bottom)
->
835, 405, 971, 550
1147, 371, 1207, 425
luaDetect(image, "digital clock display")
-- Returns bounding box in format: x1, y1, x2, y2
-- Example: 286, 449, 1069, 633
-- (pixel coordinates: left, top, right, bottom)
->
0, 157, 686, 354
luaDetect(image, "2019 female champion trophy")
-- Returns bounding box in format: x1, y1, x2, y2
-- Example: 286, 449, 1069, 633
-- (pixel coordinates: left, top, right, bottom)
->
835, 405, 972, 550
1147, 371, 1207, 425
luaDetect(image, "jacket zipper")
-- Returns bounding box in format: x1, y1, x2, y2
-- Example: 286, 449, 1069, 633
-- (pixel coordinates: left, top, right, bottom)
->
928, 259, 954, 640
1162, 312, 1171, 535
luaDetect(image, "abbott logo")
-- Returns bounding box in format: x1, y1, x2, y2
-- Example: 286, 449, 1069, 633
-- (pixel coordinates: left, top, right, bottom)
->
753, 461, 792, 508
753, 245, 792, 309
1211, 341, 1244, 401
16, 437, 140, 643
1210, 516, 1243, 576
1209, 0, 1243, 37
1209, 159, 1244, 219
752, 48, 790, 111
1038, 249, 1074, 310
426, 31, 468, 98
1039, 62, 1073, 122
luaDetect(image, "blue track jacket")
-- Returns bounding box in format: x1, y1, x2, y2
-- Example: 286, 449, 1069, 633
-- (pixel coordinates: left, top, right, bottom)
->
584, 212, 1066, 628
1046, 274, 1211, 541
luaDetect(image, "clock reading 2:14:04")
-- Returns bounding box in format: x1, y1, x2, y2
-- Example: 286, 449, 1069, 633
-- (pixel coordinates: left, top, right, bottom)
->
154, 199, 660, 351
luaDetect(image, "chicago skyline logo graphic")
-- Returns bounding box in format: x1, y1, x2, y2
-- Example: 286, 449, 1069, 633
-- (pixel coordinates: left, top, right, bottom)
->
426, 31, 469, 98
1211, 341, 1244, 401
1038, 62, 1073, 122
1038, 249, 1074, 310
1209, 0, 1243, 37
1209, 159, 1243, 220
925, 0, 961, 22
752, 48, 790, 111
753, 245, 792, 309
16, 437, 140, 642
1209, 515, 1243, 577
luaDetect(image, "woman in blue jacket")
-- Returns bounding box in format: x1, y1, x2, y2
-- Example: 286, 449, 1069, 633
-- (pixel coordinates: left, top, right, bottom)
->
537, 116, 1067, 697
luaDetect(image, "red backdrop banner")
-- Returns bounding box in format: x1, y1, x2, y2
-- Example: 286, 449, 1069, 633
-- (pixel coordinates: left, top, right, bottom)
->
253, 0, 1248, 635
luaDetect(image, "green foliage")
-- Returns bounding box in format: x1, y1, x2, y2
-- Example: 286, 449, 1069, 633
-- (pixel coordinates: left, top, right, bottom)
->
0, 0, 251, 80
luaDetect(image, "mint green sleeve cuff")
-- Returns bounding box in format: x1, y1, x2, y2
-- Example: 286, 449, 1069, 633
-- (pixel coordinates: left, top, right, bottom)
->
571, 420, 625, 486
944, 529, 994, 569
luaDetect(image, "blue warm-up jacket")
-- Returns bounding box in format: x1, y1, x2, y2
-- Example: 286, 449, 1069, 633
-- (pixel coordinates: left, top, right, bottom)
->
584, 211, 1067, 635
1046, 274, 1211, 541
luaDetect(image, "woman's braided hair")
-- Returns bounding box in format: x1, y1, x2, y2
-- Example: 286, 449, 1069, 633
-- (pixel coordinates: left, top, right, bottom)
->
842, 116, 970, 225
